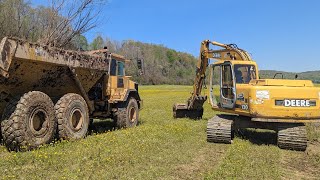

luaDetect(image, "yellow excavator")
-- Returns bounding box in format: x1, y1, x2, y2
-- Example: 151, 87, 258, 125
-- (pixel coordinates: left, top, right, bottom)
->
173, 40, 320, 151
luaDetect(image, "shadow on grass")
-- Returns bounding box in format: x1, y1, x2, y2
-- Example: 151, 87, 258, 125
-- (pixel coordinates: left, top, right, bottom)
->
236, 128, 277, 146
88, 119, 116, 134
88, 119, 145, 135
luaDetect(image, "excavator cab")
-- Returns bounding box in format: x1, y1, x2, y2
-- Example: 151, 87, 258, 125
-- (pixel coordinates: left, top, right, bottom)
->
209, 60, 258, 112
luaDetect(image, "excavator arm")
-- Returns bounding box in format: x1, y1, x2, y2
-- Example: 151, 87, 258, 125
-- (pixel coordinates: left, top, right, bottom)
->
173, 40, 252, 119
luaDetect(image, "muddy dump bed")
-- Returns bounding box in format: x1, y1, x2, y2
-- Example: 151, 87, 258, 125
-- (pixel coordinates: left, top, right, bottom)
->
0, 37, 109, 111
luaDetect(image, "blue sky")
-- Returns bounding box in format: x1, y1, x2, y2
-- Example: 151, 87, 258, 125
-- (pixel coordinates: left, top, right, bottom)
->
31, 0, 320, 72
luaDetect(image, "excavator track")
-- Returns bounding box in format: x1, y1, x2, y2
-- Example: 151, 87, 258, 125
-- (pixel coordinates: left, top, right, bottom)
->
207, 115, 234, 144
277, 123, 307, 151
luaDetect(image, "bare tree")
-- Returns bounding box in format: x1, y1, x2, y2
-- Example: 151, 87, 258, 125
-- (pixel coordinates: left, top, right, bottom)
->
0, 0, 107, 49
40, 0, 107, 48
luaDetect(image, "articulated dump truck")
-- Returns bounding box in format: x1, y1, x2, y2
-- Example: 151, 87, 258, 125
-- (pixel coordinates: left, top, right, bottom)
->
0, 37, 142, 151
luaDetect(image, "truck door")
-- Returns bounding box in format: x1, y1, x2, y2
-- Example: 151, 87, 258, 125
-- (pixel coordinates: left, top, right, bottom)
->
220, 62, 236, 109
110, 59, 125, 87
109, 59, 125, 99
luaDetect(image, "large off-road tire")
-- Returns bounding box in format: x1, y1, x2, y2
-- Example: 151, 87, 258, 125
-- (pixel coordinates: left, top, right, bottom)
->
277, 123, 307, 151
207, 115, 234, 144
115, 98, 139, 128
1, 98, 18, 143
55, 93, 89, 140
1, 91, 56, 151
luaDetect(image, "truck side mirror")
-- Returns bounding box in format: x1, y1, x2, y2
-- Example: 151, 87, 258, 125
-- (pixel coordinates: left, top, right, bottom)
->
137, 58, 145, 75
295, 74, 298, 79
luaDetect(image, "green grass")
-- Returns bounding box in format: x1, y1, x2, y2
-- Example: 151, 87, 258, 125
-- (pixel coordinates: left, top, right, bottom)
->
0, 85, 319, 179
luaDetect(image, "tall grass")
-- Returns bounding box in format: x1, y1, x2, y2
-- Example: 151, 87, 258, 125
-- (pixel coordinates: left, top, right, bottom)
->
0, 85, 319, 179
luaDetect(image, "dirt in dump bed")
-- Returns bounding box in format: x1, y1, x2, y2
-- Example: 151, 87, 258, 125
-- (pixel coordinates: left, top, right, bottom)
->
11, 37, 110, 71
48, 48, 109, 70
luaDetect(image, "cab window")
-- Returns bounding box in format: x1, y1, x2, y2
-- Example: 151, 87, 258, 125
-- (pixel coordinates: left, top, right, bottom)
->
221, 64, 235, 99
117, 61, 125, 76
110, 59, 117, 76
234, 64, 256, 84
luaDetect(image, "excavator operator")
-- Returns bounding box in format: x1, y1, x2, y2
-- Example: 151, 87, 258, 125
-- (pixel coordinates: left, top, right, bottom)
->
234, 65, 257, 84
235, 68, 244, 83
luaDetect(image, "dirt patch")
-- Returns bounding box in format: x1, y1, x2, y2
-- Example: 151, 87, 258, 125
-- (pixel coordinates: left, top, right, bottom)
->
280, 142, 320, 179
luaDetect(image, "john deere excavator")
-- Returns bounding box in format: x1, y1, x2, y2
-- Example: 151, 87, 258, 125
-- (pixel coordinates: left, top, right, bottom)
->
173, 40, 320, 151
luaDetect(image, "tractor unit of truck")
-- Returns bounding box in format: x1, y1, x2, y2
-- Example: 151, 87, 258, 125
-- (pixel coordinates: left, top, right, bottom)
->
0, 37, 142, 151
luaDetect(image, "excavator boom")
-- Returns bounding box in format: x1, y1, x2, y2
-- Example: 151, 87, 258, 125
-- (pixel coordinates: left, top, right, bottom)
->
173, 40, 252, 119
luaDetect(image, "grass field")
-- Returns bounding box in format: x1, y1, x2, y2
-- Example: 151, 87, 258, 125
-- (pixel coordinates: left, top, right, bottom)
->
0, 85, 319, 179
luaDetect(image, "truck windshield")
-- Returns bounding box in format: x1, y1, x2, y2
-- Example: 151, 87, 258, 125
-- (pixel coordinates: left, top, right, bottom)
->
234, 64, 256, 84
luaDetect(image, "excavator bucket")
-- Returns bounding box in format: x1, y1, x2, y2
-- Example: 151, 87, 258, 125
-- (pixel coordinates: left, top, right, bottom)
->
173, 103, 204, 119
173, 96, 207, 119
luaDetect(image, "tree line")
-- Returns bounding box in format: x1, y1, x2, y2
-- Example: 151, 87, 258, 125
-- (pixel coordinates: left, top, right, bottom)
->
91, 36, 199, 85
89, 35, 320, 85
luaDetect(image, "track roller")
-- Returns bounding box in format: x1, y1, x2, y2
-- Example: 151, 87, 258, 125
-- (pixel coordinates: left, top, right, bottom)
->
207, 115, 234, 144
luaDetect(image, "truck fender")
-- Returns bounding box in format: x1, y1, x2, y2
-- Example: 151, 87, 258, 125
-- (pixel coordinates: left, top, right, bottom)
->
123, 90, 142, 108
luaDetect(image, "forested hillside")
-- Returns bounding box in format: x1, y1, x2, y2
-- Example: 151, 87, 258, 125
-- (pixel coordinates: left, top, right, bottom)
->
105, 40, 198, 85
104, 39, 320, 85
101, 37, 320, 85
124, 42, 198, 85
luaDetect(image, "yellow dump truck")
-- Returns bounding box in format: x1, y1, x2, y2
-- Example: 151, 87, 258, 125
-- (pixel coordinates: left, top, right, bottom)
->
0, 37, 142, 151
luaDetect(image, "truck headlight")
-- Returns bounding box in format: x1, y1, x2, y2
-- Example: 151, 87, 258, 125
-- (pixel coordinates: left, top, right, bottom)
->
256, 90, 270, 100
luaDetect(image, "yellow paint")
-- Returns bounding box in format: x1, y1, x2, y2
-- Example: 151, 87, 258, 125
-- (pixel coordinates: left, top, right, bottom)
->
108, 75, 136, 102
211, 60, 320, 122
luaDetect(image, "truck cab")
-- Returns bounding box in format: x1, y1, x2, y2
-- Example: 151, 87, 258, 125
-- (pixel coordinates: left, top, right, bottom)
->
107, 54, 139, 103
86, 51, 142, 127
